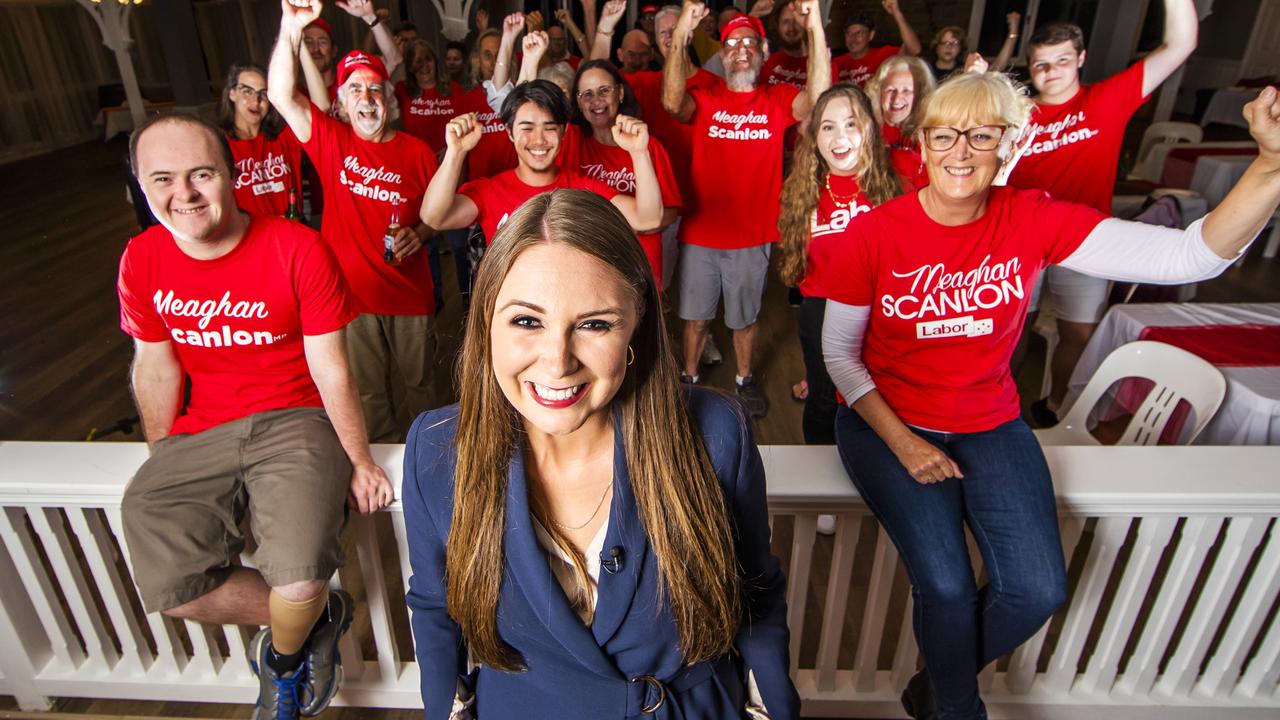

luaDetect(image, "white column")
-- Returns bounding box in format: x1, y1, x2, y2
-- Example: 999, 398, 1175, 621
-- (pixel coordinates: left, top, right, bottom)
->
77, 0, 146, 129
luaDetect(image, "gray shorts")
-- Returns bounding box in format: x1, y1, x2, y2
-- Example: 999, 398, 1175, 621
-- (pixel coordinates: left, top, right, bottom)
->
677, 243, 772, 330
122, 407, 351, 612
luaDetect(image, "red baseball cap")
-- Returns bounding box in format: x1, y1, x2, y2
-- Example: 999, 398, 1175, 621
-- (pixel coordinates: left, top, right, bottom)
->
641, 4, 658, 14
337, 51, 389, 86
719, 14, 765, 42
305, 17, 332, 38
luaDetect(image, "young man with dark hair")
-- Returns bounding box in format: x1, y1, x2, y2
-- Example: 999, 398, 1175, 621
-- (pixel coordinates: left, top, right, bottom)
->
1010, 0, 1198, 423
120, 112, 392, 720
833, 0, 921, 87
422, 80, 662, 240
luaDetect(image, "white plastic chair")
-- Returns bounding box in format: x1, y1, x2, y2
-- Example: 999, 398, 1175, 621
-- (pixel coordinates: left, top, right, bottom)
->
1038, 340, 1226, 446
1128, 121, 1205, 181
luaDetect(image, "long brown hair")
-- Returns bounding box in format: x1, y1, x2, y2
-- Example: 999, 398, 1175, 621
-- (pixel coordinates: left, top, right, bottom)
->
778, 84, 901, 286
448, 189, 742, 671
404, 39, 452, 97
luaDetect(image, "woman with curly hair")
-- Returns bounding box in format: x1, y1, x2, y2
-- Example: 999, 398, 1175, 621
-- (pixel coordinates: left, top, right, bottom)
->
777, 84, 901, 449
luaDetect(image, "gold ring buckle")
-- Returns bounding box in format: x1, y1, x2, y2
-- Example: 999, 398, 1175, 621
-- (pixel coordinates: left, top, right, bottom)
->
632, 675, 666, 713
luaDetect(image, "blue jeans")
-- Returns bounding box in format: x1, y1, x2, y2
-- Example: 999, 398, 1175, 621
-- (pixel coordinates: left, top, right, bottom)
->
834, 406, 1067, 720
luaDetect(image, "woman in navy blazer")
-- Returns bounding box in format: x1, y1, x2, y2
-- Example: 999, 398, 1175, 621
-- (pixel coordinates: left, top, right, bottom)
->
402, 189, 799, 718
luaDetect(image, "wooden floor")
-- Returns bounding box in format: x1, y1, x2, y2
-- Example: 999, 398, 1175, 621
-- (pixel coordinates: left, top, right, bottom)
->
1, 138, 1278, 719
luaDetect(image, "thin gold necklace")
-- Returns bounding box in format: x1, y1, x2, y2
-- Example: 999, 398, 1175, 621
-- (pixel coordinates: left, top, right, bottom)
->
552, 481, 613, 531
825, 174, 858, 209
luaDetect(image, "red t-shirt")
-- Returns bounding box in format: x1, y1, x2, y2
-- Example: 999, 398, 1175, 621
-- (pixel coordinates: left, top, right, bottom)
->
301, 104, 438, 315
681, 82, 799, 249
760, 50, 839, 89
1009, 62, 1148, 214
567, 133, 683, 278
460, 87, 518, 180
457, 168, 619, 241
834, 45, 900, 87
798, 174, 874, 298
627, 68, 722, 213
117, 217, 356, 436
228, 127, 304, 217
396, 81, 466, 155
810, 187, 1107, 432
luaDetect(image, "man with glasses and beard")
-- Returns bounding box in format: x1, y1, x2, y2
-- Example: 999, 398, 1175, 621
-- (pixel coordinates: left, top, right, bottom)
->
662, 0, 828, 418
269, 0, 439, 444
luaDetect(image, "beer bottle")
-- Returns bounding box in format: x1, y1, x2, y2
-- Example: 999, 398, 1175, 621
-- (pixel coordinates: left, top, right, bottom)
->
383, 203, 402, 265
284, 188, 302, 222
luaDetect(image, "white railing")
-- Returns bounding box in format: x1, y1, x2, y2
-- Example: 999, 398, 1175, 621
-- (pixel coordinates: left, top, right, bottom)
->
0, 441, 1278, 718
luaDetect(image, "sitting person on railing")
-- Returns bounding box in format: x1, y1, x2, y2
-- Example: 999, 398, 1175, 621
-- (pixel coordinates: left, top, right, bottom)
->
815, 73, 1280, 720
118, 113, 394, 720
401, 189, 799, 719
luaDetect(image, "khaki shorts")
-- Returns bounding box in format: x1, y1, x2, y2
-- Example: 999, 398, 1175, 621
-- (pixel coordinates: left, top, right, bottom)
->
122, 407, 351, 612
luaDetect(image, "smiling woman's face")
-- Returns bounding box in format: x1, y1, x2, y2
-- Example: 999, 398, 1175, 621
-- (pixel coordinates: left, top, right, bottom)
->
490, 243, 638, 439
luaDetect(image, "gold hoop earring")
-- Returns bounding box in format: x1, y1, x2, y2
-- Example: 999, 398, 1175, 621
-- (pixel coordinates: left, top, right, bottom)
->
627, 345, 635, 367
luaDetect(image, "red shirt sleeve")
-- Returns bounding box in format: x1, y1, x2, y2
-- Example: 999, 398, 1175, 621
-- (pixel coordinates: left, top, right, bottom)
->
117, 235, 169, 342
301, 102, 339, 167
808, 220, 877, 306
457, 175, 491, 217
1024, 190, 1110, 264
291, 227, 358, 336
1093, 61, 1149, 116
769, 82, 802, 125
648, 138, 682, 208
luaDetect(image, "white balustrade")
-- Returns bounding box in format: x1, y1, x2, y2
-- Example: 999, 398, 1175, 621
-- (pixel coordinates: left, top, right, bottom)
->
0, 441, 1277, 718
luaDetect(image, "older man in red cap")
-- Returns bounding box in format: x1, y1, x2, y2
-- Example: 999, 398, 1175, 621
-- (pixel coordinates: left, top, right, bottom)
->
270, 0, 439, 444
662, 0, 828, 418
301, 0, 404, 102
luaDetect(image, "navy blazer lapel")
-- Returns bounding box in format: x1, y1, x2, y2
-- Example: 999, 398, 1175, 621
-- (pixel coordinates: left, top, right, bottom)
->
591, 416, 651, 646
503, 446, 619, 678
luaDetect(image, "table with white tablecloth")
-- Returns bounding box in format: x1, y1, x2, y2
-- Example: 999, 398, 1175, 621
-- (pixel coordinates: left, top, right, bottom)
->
1064, 303, 1280, 446
1136, 141, 1255, 185
1189, 155, 1255, 208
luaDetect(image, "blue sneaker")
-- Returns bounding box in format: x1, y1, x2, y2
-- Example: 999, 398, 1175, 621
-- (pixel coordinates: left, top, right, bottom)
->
248, 628, 312, 720
300, 589, 354, 716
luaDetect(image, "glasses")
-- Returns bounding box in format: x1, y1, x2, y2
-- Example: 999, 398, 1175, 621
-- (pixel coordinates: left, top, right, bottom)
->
723, 36, 761, 50
576, 84, 616, 101
235, 85, 268, 101
922, 125, 1007, 152
939, 39, 962, 47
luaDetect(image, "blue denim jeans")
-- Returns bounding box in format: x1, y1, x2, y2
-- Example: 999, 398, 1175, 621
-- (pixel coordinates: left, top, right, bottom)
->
834, 406, 1067, 720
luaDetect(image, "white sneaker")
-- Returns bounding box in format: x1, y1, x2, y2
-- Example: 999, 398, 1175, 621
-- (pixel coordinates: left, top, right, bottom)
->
700, 335, 723, 366
816, 514, 836, 535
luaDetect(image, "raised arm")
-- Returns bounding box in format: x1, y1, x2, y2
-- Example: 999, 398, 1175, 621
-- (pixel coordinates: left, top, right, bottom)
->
269, 0, 322, 143
130, 339, 185, 447
609, 115, 663, 231
421, 113, 482, 230
589, 0, 626, 61
662, 1, 705, 122
795, 0, 830, 121
518, 31, 548, 86
1141, 0, 1197, 96
581, 0, 598, 49
337, 0, 403, 77
492, 12, 525, 90
991, 11, 1021, 71
298, 40, 331, 113
882, 0, 922, 56
556, 8, 590, 58
304, 329, 393, 514
1198, 88, 1280, 256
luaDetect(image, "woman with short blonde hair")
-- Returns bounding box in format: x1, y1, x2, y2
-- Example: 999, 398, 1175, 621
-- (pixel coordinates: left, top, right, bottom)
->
817, 73, 1280, 718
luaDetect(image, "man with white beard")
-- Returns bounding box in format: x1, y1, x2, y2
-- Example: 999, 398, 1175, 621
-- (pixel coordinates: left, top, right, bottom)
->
269, 0, 439, 443
662, 0, 828, 418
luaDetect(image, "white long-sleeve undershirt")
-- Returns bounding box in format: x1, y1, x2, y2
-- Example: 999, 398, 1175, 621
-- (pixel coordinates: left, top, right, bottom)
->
821, 216, 1251, 409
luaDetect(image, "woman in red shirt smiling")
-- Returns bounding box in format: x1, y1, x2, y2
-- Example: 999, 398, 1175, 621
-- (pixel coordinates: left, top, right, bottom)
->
815, 73, 1280, 719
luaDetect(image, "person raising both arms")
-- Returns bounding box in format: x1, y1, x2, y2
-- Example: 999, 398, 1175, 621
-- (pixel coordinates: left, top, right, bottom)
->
1008, 0, 1198, 426
834, 0, 922, 87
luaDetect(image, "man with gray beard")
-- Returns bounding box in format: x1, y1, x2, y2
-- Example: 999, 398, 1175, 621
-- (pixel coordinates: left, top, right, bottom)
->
661, 0, 828, 418
269, 0, 439, 443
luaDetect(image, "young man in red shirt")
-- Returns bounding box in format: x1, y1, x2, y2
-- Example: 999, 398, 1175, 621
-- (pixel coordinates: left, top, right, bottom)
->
663, 0, 829, 417
119, 113, 393, 720
421, 80, 662, 242
758, 0, 838, 91
1009, 0, 1197, 423
833, 0, 921, 87
270, 0, 440, 444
